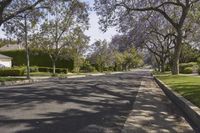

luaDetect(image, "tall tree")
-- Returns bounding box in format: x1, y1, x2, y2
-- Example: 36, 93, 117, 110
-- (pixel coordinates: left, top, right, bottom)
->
67, 27, 90, 73
133, 14, 174, 72
89, 40, 112, 72
3, 2, 43, 79
95, 0, 200, 74
33, 0, 89, 75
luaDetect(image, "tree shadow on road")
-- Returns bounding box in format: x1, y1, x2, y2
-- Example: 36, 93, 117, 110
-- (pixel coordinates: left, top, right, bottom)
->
0, 73, 141, 133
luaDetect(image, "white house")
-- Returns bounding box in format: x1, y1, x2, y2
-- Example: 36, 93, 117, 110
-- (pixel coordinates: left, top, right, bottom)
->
0, 54, 12, 68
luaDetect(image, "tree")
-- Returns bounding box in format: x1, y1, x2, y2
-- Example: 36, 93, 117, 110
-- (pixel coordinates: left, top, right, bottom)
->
89, 40, 112, 72
180, 43, 200, 63
95, 0, 200, 74
133, 14, 174, 72
3, 2, 43, 79
67, 27, 90, 73
122, 48, 143, 71
110, 34, 134, 52
113, 51, 124, 71
0, 0, 47, 26
33, 0, 89, 75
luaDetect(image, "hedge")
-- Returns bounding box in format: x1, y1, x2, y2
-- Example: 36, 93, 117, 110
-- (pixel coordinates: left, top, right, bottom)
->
197, 58, 200, 75
0, 50, 73, 70
80, 62, 96, 73
179, 62, 197, 73
0, 68, 25, 76
38, 67, 68, 74
182, 67, 193, 74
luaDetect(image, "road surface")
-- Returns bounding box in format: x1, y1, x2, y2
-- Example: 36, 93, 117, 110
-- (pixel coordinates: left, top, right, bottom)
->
0, 70, 194, 133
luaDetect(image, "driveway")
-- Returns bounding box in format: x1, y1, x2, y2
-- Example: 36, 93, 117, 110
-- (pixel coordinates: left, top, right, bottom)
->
0, 70, 194, 133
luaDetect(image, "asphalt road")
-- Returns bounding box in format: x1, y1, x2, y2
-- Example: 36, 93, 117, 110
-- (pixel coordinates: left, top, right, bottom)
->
0, 70, 194, 133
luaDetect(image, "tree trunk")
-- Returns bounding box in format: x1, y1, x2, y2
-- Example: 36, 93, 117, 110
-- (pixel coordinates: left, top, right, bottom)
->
161, 60, 165, 72
24, 15, 30, 79
172, 31, 182, 75
52, 60, 56, 76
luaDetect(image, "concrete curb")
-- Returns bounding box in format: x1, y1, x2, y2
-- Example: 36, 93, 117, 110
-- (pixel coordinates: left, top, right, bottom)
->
0, 79, 43, 86
154, 76, 200, 131
0, 71, 128, 86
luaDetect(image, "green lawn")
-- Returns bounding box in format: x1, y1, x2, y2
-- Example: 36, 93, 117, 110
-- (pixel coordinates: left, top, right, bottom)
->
156, 75, 200, 108
0, 77, 25, 82
29, 72, 52, 76
29, 72, 86, 77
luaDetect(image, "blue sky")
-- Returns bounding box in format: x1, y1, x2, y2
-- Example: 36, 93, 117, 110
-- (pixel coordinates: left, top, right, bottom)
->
0, 0, 118, 45
84, 0, 118, 45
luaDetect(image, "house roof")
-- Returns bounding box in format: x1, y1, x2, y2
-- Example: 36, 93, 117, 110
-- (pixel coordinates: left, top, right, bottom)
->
0, 54, 12, 59
0, 44, 24, 51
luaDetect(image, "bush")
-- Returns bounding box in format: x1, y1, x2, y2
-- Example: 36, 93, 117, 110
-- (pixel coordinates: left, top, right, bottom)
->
59, 68, 68, 74
0, 68, 25, 76
198, 68, 200, 75
0, 50, 73, 70
38, 67, 68, 74
103, 66, 114, 72
80, 61, 96, 73
197, 57, 200, 66
179, 62, 197, 73
30, 66, 38, 72
198, 58, 200, 75
182, 67, 193, 74
38, 67, 49, 72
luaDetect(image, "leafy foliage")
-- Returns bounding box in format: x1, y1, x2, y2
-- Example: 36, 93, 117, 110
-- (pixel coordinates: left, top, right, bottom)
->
80, 61, 96, 73
179, 62, 197, 74
0, 50, 73, 70
0, 68, 25, 76
182, 67, 193, 74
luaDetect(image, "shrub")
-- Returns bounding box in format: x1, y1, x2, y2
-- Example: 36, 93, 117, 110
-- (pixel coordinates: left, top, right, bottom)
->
179, 62, 197, 73
182, 67, 193, 74
197, 57, 200, 66
38, 67, 49, 72
0, 68, 25, 76
38, 67, 68, 74
80, 62, 96, 73
198, 68, 200, 75
103, 66, 114, 72
0, 50, 73, 70
30, 66, 38, 72
60, 68, 68, 74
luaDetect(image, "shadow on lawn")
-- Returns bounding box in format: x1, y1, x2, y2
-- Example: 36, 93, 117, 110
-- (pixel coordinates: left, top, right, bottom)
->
169, 83, 200, 108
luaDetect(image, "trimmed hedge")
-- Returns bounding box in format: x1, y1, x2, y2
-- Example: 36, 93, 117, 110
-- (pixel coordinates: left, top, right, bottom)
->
0, 50, 73, 70
182, 67, 193, 74
198, 58, 200, 75
179, 62, 197, 74
38, 67, 68, 74
0, 68, 25, 76
80, 62, 96, 73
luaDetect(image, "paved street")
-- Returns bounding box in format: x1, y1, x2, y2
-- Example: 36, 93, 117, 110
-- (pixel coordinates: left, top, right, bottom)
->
0, 70, 194, 133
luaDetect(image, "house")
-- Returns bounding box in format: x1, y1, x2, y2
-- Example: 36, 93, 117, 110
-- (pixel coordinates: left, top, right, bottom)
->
0, 54, 12, 68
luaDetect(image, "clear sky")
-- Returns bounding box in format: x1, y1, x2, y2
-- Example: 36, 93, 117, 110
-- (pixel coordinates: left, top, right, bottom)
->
0, 0, 118, 45
84, 0, 118, 45
82, 0, 118, 45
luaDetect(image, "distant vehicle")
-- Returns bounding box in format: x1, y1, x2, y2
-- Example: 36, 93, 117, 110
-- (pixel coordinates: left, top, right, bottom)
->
0, 64, 6, 68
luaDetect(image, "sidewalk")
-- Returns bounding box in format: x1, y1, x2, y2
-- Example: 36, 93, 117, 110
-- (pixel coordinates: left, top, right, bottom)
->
122, 77, 194, 133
